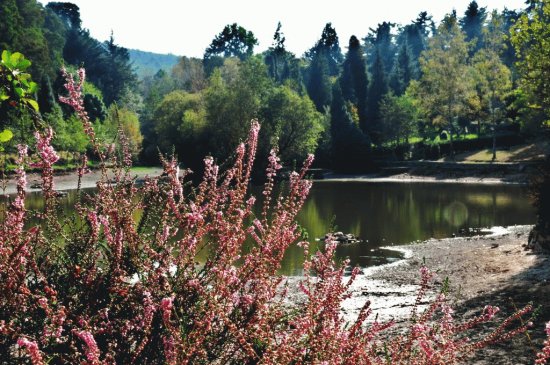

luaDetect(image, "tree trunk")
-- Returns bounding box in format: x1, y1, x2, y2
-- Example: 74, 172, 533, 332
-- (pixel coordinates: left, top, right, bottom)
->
491, 107, 497, 161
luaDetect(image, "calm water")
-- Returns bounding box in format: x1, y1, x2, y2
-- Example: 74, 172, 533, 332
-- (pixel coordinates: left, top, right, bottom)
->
281, 181, 535, 275
6, 181, 536, 275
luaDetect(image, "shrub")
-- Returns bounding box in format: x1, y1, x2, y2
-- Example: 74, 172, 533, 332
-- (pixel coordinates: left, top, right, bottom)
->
0, 68, 547, 364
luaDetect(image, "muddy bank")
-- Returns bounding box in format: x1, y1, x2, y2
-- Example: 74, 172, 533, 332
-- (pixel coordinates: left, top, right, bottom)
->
321, 160, 539, 184
321, 171, 529, 185
285, 225, 550, 364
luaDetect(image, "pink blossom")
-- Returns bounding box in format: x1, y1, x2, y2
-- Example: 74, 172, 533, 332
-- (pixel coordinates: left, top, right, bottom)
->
17, 337, 45, 365
32, 128, 59, 168
160, 297, 174, 325
74, 330, 101, 365
483, 305, 500, 320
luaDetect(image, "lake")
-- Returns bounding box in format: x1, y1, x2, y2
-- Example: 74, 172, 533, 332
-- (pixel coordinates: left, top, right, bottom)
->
11, 181, 536, 275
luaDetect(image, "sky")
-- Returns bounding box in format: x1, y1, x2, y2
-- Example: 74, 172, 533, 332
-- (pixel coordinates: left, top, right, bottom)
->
37, 0, 527, 58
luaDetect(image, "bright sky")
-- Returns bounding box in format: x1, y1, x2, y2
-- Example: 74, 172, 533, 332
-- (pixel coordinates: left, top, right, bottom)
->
37, 0, 526, 58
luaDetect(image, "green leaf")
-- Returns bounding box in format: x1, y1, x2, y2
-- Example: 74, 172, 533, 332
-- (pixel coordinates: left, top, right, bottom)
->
1, 50, 10, 65
16, 59, 31, 71
10, 52, 23, 67
23, 98, 39, 112
28, 81, 38, 94
0, 129, 13, 143
14, 87, 23, 97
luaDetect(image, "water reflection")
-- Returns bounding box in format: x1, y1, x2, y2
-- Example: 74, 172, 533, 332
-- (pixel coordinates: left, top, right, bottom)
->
280, 181, 535, 275
1, 182, 536, 276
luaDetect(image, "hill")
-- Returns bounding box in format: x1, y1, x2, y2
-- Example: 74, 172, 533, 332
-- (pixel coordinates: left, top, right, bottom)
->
129, 49, 180, 78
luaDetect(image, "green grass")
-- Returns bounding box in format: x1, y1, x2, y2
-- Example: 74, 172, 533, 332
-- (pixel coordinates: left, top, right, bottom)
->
130, 166, 161, 173
440, 141, 549, 163
383, 133, 480, 148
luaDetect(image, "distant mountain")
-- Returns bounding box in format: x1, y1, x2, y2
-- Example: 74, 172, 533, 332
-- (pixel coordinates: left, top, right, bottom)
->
129, 49, 180, 78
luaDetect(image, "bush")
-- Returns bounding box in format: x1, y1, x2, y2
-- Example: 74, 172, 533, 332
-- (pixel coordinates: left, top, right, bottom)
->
0, 68, 548, 364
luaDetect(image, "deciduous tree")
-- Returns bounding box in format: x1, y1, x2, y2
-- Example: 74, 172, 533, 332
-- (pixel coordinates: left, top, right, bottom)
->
414, 14, 473, 158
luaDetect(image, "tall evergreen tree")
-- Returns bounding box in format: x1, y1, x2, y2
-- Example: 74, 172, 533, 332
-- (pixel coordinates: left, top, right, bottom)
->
364, 22, 396, 74
46, 2, 81, 29
366, 52, 388, 144
265, 22, 295, 85
460, 1, 488, 54
396, 12, 434, 79
500, 8, 521, 71
330, 83, 371, 172
389, 41, 414, 96
340, 36, 369, 134
306, 48, 332, 112
101, 34, 137, 105
307, 23, 343, 76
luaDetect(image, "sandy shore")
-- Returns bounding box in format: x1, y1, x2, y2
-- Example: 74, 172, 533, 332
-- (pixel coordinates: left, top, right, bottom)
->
285, 225, 550, 364
1, 167, 164, 195
320, 172, 529, 185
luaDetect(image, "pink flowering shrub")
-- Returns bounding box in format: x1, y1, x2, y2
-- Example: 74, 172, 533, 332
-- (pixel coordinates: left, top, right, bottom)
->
0, 68, 543, 364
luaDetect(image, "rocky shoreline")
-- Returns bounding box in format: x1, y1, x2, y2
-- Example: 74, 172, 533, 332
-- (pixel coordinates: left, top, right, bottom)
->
285, 225, 550, 364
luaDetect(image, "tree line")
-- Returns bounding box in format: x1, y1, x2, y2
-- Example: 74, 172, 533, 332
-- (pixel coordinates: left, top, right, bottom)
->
1, 0, 549, 173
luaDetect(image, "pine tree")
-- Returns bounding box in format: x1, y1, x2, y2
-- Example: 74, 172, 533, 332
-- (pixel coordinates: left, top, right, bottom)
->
389, 41, 414, 96
366, 52, 388, 144
306, 49, 332, 112
340, 36, 369, 134
330, 83, 371, 172
460, 1, 488, 54
265, 22, 295, 84
307, 23, 343, 77
364, 22, 396, 74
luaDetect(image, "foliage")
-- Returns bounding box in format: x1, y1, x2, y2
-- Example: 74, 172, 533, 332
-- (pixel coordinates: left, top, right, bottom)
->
340, 36, 369, 135
471, 13, 512, 159
0, 50, 39, 151
306, 23, 343, 77
171, 56, 207, 93
204, 23, 258, 74
0, 50, 39, 114
203, 57, 271, 161
104, 105, 143, 160
261, 85, 324, 164
0, 68, 544, 364
511, 0, 550, 126
366, 52, 389, 145
306, 48, 332, 112
413, 15, 473, 158
380, 92, 418, 146
330, 83, 372, 172
153, 90, 205, 169
460, 1, 488, 54
264, 22, 299, 86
